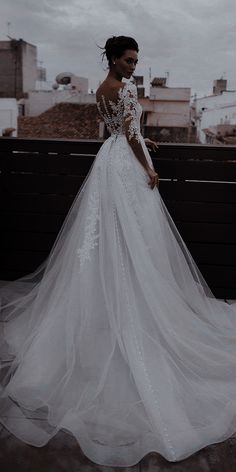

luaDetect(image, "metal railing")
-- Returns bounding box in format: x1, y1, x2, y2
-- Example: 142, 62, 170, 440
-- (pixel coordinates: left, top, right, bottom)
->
1, 137, 236, 298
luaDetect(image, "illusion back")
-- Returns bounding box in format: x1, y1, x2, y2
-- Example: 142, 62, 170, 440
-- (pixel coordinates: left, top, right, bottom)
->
96, 81, 142, 141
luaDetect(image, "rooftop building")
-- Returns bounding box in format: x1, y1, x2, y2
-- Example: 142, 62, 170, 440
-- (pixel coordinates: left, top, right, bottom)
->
140, 77, 192, 142
193, 79, 236, 143
0, 39, 37, 99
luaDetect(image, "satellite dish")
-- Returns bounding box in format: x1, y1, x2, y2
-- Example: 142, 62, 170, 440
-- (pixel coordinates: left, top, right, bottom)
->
56, 72, 75, 85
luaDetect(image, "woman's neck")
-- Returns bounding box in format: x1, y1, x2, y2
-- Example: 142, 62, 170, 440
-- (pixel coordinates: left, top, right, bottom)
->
106, 70, 123, 82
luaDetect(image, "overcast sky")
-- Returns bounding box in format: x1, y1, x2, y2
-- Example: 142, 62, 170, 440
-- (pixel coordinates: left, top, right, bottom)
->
1, 0, 236, 97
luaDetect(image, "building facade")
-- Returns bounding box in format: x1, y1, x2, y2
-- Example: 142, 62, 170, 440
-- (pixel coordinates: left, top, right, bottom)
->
0, 39, 37, 99
138, 77, 192, 142
23, 88, 93, 117
0, 98, 18, 136
193, 79, 236, 143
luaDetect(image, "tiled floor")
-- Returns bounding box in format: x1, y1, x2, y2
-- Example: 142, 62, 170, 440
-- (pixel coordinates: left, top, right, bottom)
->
0, 299, 236, 471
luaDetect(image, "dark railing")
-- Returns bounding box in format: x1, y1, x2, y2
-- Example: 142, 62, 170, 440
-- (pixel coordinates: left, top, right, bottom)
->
1, 137, 236, 299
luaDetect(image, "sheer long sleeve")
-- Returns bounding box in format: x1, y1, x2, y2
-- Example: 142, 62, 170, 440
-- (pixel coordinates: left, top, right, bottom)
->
123, 83, 150, 172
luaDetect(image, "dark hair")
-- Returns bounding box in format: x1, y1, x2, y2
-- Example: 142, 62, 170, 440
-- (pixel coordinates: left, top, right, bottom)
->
100, 36, 139, 67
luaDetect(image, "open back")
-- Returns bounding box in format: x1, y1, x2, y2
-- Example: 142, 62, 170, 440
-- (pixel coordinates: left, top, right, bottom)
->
96, 81, 142, 143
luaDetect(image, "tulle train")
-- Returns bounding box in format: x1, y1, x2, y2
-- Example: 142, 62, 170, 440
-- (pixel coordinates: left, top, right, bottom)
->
0, 135, 236, 466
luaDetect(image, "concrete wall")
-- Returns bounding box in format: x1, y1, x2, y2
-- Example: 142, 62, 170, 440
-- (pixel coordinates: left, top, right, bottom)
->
24, 89, 96, 116
70, 76, 88, 93
0, 41, 22, 98
22, 41, 37, 93
195, 91, 236, 115
149, 87, 191, 101
0, 39, 37, 99
194, 91, 236, 143
199, 104, 236, 143
140, 97, 190, 128
0, 98, 18, 136
142, 125, 190, 143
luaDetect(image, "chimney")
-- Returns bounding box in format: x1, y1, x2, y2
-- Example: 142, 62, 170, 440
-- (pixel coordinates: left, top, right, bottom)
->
213, 79, 227, 95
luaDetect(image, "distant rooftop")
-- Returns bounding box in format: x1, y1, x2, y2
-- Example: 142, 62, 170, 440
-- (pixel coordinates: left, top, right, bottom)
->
151, 77, 167, 87
18, 102, 100, 139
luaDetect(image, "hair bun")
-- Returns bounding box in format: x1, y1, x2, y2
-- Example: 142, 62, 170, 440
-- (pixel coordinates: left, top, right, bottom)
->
99, 36, 139, 67
105, 36, 117, 51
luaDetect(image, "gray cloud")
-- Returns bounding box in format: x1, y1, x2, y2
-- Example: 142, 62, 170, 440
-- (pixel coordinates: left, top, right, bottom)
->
1, 0, 236, 96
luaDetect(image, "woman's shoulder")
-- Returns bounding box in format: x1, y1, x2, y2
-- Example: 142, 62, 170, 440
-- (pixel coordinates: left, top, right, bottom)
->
96, 80, 136, 102
123, 81, 137, 95
96, 80, 124, 98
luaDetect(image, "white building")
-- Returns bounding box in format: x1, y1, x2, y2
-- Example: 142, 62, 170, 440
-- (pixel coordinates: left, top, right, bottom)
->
193, 80, 236, 143
139, 77, 191, 142
23, 89, 95, 116
0, 98, 18, 136
22, 74, 93, 116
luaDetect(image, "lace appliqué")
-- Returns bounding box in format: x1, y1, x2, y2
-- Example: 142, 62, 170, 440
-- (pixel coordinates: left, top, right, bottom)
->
96, 82, 141, 143
76, 183, 100, 273
123, 84, 141, 144
97, 88, 124, 136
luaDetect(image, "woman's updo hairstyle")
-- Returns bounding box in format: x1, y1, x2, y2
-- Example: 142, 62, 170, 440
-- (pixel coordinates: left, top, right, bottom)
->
100, 36, 139, 67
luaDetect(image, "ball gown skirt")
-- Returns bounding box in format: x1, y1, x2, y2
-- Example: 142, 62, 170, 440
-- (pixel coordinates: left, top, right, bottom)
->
0, 134, 236, 467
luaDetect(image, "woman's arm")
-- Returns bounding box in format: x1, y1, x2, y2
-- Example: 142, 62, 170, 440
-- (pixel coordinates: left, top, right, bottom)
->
123, 84, 159, 189
144, 137, 159, 152
124, 115, 150, 171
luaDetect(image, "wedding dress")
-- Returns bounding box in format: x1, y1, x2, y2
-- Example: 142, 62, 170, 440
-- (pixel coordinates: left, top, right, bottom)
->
0, 81, 236, 467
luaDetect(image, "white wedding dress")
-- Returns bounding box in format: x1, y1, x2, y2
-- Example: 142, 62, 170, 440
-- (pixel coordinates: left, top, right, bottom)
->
1, 81, 236, 467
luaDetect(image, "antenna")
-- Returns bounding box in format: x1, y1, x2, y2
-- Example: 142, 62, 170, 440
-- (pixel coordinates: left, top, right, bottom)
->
165, 71, 170, 85
149, 67, 152, 81
149, 67, 152, 95
6, 21, 15, 40
6, 21, 14, 39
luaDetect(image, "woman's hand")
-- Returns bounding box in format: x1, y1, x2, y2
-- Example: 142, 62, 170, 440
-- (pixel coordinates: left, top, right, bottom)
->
144, 138, 159, 152
146, 166, 160, 190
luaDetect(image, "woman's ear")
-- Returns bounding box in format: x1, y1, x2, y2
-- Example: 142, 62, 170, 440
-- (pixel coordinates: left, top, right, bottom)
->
111, 55, 116, 65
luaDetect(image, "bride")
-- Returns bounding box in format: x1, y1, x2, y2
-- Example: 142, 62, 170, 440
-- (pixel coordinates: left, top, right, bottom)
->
0, 35, 236, 468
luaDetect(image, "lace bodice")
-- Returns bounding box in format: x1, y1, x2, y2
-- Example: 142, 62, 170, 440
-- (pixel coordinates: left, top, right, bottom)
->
96, 82, 142, 142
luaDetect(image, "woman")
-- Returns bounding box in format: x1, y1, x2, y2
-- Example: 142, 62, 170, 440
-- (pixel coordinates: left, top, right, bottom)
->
0, 35, 236, 468
96, 36, 159, 190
